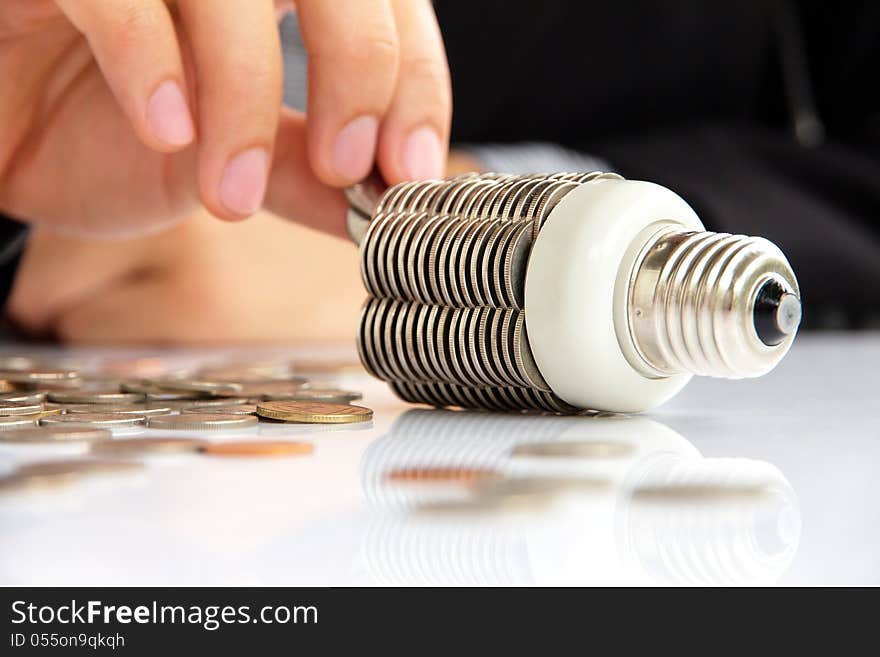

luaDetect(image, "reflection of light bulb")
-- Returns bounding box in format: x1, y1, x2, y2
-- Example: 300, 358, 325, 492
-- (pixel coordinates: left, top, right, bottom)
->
361, 409, 801, 586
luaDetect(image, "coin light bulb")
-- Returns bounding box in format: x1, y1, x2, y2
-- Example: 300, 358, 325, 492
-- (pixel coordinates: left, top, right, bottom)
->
347, 172, 801, 413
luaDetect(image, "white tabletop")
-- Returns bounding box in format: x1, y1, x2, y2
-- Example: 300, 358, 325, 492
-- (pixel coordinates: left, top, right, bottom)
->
1, 333, 877, 586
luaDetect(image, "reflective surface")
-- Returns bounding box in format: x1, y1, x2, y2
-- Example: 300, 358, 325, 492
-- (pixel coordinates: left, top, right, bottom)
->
0, 334, 876, 585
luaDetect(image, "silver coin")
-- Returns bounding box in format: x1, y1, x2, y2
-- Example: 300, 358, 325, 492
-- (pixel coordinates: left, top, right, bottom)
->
63, 404, 173, 417
0, 391, 47, 404
182, 404, 257, 415
0, 369, 78, 383
147, 413, 259, 431
48, 390, 146, 404
41, 413, 147, 428
153, 378, 243, 395
0, 402, 43, 416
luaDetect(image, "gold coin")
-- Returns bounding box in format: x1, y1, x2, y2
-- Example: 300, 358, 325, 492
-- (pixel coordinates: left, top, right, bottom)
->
255, 401, 373, 424
201, 440, 314, 457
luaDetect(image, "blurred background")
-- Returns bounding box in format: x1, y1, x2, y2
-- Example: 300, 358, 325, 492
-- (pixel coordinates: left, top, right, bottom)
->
6, 0, 879, 343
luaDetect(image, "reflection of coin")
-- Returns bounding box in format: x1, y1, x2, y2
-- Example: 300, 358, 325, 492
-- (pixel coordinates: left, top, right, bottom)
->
385, 467, 502, 486
90, 437, 207, 456
40, 413, 147, 428
16, 459, 142, 482
48, 391, 146, 404
256, 401, 373, 424
511, 441, 635, 459
147, 414, 258, 431
0, 426, 112, 443
0, 416, 39, 431
201, 441, 314, 457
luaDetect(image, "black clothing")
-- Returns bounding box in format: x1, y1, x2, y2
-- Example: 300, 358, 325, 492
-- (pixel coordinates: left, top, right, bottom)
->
436, 0, 880, 328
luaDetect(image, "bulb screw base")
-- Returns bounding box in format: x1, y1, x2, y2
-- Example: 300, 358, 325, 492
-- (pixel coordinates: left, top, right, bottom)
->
628, 229, 801, 379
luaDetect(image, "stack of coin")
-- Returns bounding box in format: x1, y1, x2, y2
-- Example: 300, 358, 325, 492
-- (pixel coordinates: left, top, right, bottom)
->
357, 172, 621, 413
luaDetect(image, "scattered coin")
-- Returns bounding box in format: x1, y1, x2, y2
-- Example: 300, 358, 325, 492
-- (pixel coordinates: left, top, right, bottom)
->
0, 426, 112, 443
160, 398, 250, 410
154, 378, 243, 395
0, 392, 47, 404
182, 404, 257, 416
0, 369, 78, 383
47, 390, 146, 404
285, 388, 363, 404
63, 404, 173, 417
41, 413, 147, 428
90, 437, 207, 456
0, 402, 44, 416
201, 441, 314, 457
0, 416, 39, 431
256, 401, 373, 424
147, 413, 259, 431
511, 441, 635, 459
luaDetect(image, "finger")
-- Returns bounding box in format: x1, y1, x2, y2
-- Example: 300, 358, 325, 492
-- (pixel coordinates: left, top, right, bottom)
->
265, 109, 349, 238
377, 0, 451, 183
177, 0, 282, 220
296, 0, 400, 186
55, 0, 195, 152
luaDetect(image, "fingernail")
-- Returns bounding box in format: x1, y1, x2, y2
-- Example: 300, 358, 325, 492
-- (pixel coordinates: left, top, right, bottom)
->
331, 116, 378, 181
146, 80, 195, 147
402, 126, 443, 180
219, 147, 269, 216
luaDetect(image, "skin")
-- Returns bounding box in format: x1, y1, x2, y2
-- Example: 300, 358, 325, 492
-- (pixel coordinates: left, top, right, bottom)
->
0, 0, 452, 238
7, 152, 484, 344
0, 0, 454, 343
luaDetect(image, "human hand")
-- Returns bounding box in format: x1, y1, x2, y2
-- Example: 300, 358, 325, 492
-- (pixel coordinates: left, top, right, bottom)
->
0, 1, 451, 238
7, 209, 365, 343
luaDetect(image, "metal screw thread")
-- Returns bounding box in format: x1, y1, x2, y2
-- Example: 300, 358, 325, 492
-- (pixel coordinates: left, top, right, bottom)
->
628, 230, 800, 379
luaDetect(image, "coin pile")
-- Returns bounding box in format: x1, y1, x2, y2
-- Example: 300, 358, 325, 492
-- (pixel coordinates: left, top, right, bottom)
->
0, 354, 372, 492
357, 171, 621, 414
